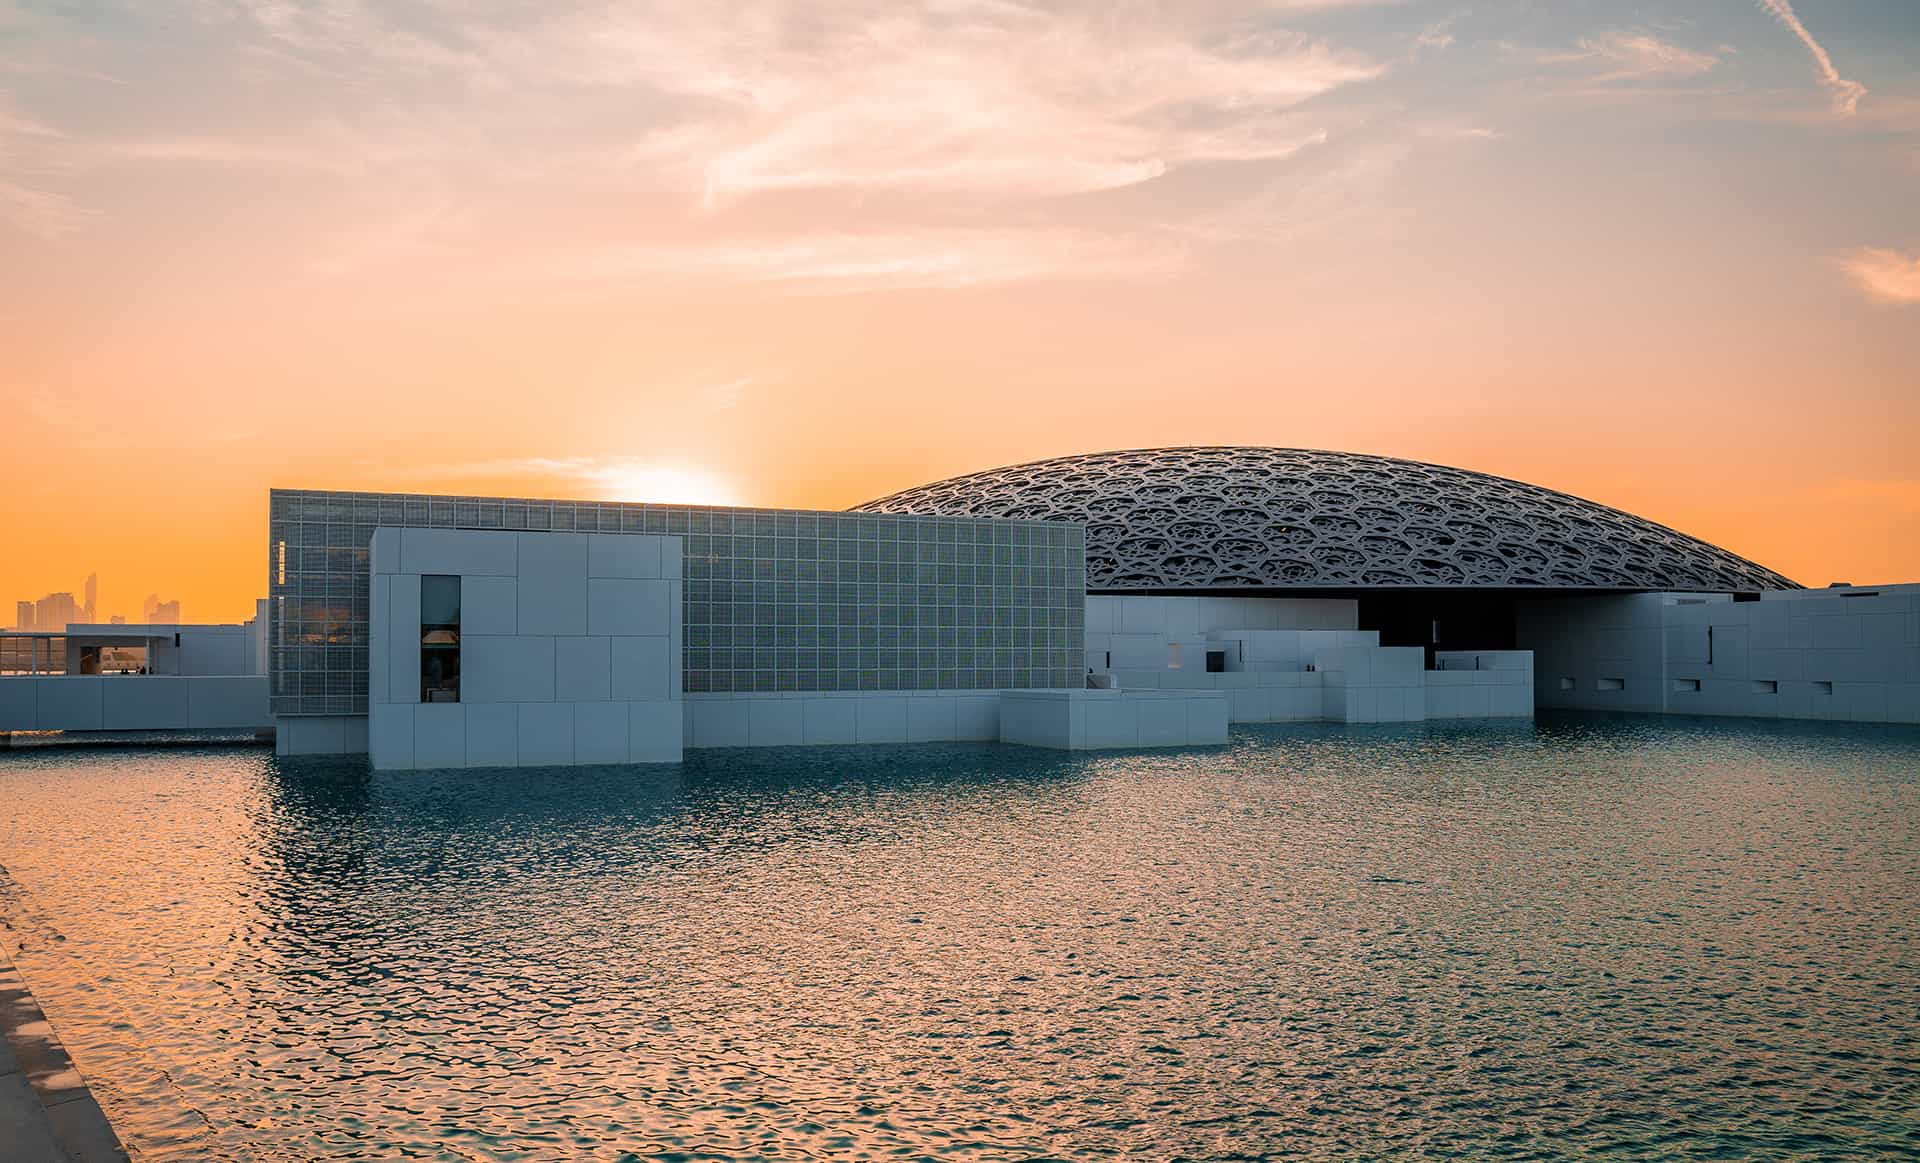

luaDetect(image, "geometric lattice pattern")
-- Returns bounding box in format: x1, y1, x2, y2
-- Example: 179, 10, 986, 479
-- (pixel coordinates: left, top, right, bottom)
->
854, 446, 1798, 593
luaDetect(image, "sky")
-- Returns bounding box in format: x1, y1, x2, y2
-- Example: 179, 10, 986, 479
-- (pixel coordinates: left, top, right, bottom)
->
3, 0, 1917, 622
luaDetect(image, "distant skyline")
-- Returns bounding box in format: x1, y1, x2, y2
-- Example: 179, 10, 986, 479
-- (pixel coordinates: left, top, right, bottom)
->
5, 571, 184, 631
3, 0, 1917, 621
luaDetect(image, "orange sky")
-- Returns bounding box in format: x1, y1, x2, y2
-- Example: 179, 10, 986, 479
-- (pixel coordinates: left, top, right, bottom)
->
4, 0, 1918, 623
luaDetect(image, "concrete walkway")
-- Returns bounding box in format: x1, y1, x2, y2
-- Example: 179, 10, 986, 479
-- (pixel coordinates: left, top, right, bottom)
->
0, 956, 129, 1162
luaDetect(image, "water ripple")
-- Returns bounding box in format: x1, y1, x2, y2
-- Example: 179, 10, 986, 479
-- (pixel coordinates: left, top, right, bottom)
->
1, 713, 1917, 1160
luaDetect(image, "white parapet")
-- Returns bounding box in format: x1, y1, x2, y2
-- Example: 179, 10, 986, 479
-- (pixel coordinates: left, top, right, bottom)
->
998, 688, 1230, 750
0, 675, 270, 732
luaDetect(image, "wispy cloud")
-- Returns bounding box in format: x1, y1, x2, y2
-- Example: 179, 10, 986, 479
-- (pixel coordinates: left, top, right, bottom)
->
0, 103, 88, 237
1756, 0, 1865, 115
1838, 247, 1920, 304
618, 8, 1386, 205
1412, 22, 1455, 56
568, 228, 1187, 293
1539, 32, 1719, 82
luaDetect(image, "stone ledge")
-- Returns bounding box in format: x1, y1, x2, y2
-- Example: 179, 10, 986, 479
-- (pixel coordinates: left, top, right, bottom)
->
0, 954, 129, 1163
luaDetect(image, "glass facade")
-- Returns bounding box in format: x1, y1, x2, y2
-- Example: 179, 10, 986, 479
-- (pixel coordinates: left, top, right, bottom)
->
269, 489, 1087, 717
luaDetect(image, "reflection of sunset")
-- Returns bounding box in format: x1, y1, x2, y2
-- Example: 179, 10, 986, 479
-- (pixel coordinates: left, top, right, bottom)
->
3, 2, 1916, 621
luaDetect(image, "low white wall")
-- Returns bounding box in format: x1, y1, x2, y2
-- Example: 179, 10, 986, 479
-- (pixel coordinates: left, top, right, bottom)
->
0, 675, 270, 732
1520, 585, 1920, 723
999, 689, 1229, 750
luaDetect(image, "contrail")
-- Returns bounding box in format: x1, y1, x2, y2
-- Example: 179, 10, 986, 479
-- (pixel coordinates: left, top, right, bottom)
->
1757, 0, 1866, 114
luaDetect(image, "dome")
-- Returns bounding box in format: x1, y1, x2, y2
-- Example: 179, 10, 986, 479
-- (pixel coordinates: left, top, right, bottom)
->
852, 447, 1797, 592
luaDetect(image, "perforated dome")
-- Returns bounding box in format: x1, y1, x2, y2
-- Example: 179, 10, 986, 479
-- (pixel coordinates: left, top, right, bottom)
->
853, 447, 1796, 592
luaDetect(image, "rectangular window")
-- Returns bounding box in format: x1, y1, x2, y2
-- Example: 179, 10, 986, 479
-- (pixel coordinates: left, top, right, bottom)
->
1752, 680, 1778, 694
1558, 676, 1575, 691
1672, 678, 1701, 692
1596, 677, 1625, 691
1812, 680, 1833, 695
420, 574, 460, 703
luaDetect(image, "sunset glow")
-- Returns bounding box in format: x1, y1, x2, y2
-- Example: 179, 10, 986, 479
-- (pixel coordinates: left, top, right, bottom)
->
3, 0, 1917, 621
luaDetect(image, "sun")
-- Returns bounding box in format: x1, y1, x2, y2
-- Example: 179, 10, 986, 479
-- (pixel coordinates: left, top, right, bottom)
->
595, 463, 742, 507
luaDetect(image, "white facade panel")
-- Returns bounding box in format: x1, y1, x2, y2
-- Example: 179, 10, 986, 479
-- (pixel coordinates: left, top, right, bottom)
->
628, 700, 683, 763
402, 528, 518, 577
587, 578, 673, 638
610, 636, 673, 702
515, 533, 588, 637
414, 704, 466, 768
516, 703, 574, 766
554, 636, 611, 703
386, 573, 421, 707
462, 636, 556, 704
465, 705, 518, 768
573, 701, 629, 764
369, 704, 415, 770
588, 534, 662, 580
461, 576, 518, 636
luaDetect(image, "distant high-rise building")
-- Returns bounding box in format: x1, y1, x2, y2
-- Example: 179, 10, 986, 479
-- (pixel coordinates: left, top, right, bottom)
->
13, 601, 31, 631
144, 594, 182, 624
110, 614, 127, 625
34, 592, 80, 632
84, 573, 97, 623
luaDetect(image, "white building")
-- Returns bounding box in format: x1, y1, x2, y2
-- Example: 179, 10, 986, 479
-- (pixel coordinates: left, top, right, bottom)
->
11, 445, 1913, 757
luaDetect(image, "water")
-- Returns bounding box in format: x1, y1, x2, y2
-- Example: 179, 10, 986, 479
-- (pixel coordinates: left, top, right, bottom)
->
1, 714, 1916, 1161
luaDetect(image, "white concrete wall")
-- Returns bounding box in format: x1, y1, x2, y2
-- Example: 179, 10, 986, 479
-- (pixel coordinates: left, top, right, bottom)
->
999, 689, 1230, 750
1086, 595, 1356, 672
1317, 643, 1427, 723
1520, 585, 1920, 724
0, 675, 270, 731
1426, 652, 1535, 720
368, 527, 684, 769
1095, 614, 1533, 725
276, 714, 369, 756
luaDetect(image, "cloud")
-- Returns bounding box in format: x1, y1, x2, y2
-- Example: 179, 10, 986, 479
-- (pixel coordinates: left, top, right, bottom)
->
0, 105, 88, 237
568, 228, 1187, 293
1540, 32, 1719, 81
5, 0, 1388, 251
184, 1, 1384, 204
1756, 0, 1865, 115
1838, 247, 1920, 304
617, 8, 1386, 205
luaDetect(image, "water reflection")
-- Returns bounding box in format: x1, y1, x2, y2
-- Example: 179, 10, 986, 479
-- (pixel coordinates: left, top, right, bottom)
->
0, 715, 1916, 1161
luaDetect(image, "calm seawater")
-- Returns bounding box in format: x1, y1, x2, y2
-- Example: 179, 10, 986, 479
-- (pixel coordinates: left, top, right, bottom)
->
2, 715, 1917, 1162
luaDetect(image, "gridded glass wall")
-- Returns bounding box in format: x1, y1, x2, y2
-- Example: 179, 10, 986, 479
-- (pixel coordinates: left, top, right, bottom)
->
269, 489, 1086, 716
